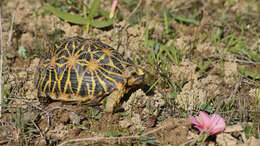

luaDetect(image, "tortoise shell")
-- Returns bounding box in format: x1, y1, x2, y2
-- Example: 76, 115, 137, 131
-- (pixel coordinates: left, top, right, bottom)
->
36, 37, 144, 111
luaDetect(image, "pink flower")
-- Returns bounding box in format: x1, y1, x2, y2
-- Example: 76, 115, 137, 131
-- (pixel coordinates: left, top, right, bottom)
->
109, 0, 119, 18
189, 111, 226, 135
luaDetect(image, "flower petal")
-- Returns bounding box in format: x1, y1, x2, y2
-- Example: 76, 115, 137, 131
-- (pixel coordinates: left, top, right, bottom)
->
189, 116, 200, 125
194, 125, 204, 132
189, 111, 226, 135
209, 114, 226, 135
109, 0, 119, 18
199, 111, 211, 130
189, 116, 204, 132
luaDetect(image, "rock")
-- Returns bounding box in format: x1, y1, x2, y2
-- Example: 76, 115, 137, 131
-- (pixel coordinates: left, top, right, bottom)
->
20, 33, 33, 49
47, 124, 68, 139
30, 58, 40, 69
130, 114, 144, 131
69, 112, 81, 125
224, 62, 238, 84
216, 133, 237, 146
224, 62, 237, 77
23, 111, 35, 122
60, 112, 70, 124
245, 136, 260, 146
25, 80, 37, 99
119, 113, 144, 131
196, 42, 216, 55
119, 118, 131, 128
208, 141, 215, 146
225, 124, 243, 133
18, 71, 27, 79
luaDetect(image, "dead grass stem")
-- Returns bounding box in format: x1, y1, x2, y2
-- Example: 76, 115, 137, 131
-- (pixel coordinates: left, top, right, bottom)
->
0, 8, 3, 118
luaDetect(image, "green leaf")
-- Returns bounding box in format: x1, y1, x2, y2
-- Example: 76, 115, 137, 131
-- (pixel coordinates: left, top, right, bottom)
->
171, 91, 178, 99
46, 4, 113, 28
46, 4, 90, 25
91, 19, 113, 28
200, 104, 214, 113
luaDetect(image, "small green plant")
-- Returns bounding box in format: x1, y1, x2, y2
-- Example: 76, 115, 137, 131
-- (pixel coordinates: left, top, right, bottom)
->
239, 66, 260, 80
170, 91, 178, 99
212, 26, 224, 45
18, 46, 26, 58
10, 108, 30, 145
200, 104, 214, 114
244, 124, 259, 139
196, 59, 211, 77
221, 32, 260, 62
140, 136, 157, 145
104, 130, 121, 137
223, 96, 236, 111
87, 107, 102, 120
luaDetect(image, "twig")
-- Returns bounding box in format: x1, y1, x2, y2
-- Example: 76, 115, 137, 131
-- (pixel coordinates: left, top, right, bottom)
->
117, 0, 143, 32
143, 122, 175, 136
57, 135, 140, 146
32, 120, 48, 145
203, 55, 260, 65
0, 7, 3, 118
0, 140, 8, 145
180, 138, 196, 146
228, 80, 241, 101
127, 0, 143, 19
8, 12, 16, 45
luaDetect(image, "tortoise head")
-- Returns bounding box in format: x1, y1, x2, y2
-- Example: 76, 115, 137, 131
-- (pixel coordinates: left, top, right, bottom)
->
125, 65, 144, 86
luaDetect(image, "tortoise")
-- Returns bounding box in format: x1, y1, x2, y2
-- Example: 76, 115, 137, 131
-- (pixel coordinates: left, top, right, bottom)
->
36, 37, 144, 112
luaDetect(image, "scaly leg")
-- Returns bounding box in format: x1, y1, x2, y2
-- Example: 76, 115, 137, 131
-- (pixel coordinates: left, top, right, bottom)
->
105, 89, 125, 113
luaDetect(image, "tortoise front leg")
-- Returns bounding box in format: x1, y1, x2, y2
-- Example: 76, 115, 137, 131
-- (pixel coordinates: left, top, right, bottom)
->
105, 89, 125, 113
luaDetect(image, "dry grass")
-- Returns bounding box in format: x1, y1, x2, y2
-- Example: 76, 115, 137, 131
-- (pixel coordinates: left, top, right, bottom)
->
0, 8, 2, 118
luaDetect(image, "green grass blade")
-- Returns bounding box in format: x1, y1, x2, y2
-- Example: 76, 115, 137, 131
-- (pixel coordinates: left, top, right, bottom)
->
144, 15, 149, 47
145, 79, 159, 94
99, 10, 111, 19
46, 4, 89, 25
169, 12, 200, 25
163, 10, 169, 34
240, 49, 260, 62
239, 66, 260, 79
89, 0, 101, 18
